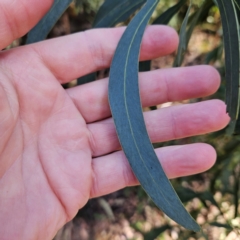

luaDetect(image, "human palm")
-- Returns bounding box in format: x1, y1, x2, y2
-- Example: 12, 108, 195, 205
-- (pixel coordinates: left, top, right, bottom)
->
0, 1, 230, 239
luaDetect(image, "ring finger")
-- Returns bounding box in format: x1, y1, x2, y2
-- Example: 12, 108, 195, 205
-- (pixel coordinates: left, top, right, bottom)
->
87, 100, 229, 157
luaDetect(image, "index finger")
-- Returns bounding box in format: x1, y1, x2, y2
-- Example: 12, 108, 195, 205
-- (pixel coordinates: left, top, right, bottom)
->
0, 0, 53, 50
27, 25, 179, 83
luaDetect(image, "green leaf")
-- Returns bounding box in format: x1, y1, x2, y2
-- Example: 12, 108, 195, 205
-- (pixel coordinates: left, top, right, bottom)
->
93, 0, 147, 28
139, 61, 151, 72
233, 0, 240, 21
173, 1, 192, 67
199, 191, 221, 211
233, 170, 239, 218
143, 225, 171, 239
26, 0, 73, 44
174, 0, 214, 67
139, 0, 187, 74
210, 222, 233, 230
153, 0, 187, 25
98, 198, 115, 221
216, 0, 240, 124
77, 73, 96, 85
79, 0, 147, 85
186, 0, 214, 45
205, 44, 223, 64
108, 0, 200, 232
176, 187, 198, 203
140, 0, 187, 73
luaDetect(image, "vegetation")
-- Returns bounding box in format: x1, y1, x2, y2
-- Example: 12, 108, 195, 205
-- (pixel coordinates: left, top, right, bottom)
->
19, 0, 240, 239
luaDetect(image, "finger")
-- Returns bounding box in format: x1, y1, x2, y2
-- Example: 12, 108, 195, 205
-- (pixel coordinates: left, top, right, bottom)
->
28, 25, 178, 82
0, 0, 53, 50
90, 143, 216, 198
68, 65, 220, 123
87, 100, 230, 157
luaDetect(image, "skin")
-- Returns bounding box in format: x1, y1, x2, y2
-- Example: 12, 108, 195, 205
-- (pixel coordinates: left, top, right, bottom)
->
0, 0, 230, 239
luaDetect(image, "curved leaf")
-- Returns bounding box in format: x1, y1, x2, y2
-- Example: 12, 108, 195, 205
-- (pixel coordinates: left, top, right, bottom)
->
143, 225, 171, 239
26, 0, 73, 44
93, 0, 146, 28
216, 0, 240, 122
173, 1, 192, 67
108, 0, 200, 232
78, 0, 147, 85
153, 0, 187, 25
140, 0, 187, 73
233, 0, 240, 24
205, 44, 223, 64
186, 0, 214, 45
77, 73, 96, 85
210, 222, 233, 230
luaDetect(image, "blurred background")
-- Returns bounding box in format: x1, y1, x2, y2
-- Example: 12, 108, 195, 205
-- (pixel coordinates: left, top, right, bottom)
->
9, 0, 240, 239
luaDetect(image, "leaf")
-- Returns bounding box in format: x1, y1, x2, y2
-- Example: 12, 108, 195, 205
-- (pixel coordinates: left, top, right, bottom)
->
216, 0, 240, 126
26, 0, 73, 44
93, 0, 147, 28
233, 0, 240, 22
139, 61, 151, 72
77, 73, 96, 85
176, 187, 198, 203
231, 2, 240, 133
143, 225, 171, 239
174, 0, 215, 67
233, 169, 239, 218
210, 222, 233, 230
81, 0, 147, 85
140, 0, 187, 74
153, 0, 187, 25
108, 0, 200, 232
98, 198, 115, 221
199, 191, 221, 212
186, 0, 214, 45
173, 1, 192, 67
205, 44, 223, 64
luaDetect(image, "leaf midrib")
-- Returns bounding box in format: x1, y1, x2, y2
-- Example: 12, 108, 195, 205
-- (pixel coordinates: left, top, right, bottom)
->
123, 0, 170, 204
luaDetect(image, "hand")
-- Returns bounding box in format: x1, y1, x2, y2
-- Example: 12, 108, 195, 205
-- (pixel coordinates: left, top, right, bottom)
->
0, 1, 230, 239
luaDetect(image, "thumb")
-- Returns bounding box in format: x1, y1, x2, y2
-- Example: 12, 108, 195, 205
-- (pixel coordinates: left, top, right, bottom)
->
0, 0, 53, 50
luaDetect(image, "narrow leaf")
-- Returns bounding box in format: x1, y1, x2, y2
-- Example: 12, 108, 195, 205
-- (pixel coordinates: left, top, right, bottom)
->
139, 0, 187, 72
77, 73, 96, 85
174, 0, 214, 67
153, 0, 187, 25
205, 44, 223, 64
140, 0, 187, 73
26, 0, 73, 44
81, 0, 147, 85
210, 222, 233, 230
199, 192, 221, 211
186, 0, 214, 45
216, 0, 240, 123
108, 0, 200, 232
173, 2, 192, 67
139, 61, 151, 72
93, 0, 146, 28
143, 225, 171, 239
176, 187, 198, 203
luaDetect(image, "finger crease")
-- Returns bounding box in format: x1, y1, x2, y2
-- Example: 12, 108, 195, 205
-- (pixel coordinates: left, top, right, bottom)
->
163, 72, 171, 103
87, 126, 98, 157
83, 31, 106, 71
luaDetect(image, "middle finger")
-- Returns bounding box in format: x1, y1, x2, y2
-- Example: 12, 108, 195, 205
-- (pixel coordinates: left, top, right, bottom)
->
67, 65, 220, 123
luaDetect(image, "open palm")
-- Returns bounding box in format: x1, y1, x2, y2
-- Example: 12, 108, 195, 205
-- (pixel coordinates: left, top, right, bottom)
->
0, 1, 230, 239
